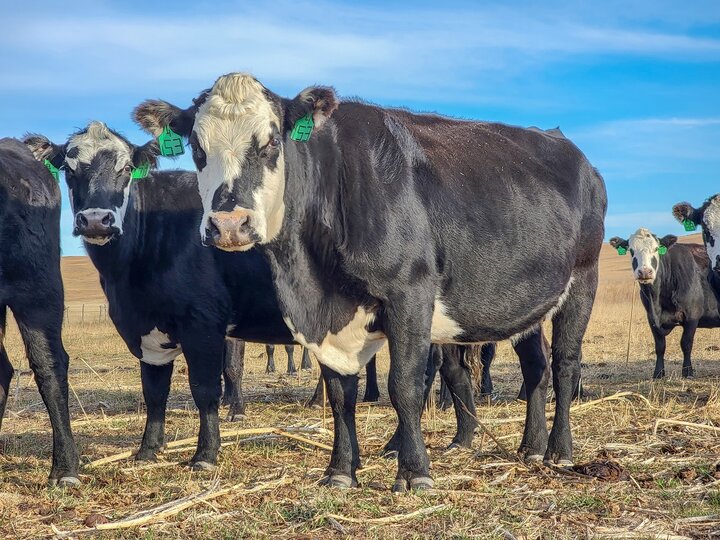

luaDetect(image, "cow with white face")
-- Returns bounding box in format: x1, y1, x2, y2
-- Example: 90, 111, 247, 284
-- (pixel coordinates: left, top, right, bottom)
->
609, 229, 720, 378
134, 73, 607, 491
673, 195, 720, 289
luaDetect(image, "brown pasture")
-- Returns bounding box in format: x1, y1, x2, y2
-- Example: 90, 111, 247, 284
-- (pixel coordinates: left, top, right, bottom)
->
0, 234, 719, 538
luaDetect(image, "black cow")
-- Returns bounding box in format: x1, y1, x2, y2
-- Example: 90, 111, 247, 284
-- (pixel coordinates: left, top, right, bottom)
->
134, 73, 606, 491
0, 138, 78, 486
673, 195, 720, 297
23, 123, 300, 470
610, 228, 720, 378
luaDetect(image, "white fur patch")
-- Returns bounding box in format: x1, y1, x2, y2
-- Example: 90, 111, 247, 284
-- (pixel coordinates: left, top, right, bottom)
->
140, 328, 182, 366
193, 73, 284, 244
545, 276, 575, 321
703, 198, 720, 268
65, 121, 131, 173
430, 296, 464, 343
283, 308, 386, 376
628, 228, 661, 282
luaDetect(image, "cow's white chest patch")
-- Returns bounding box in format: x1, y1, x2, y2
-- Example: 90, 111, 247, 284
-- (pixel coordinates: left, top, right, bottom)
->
284, 308, 386, 376
431, 296, 464, 343
140, 327, 181, 366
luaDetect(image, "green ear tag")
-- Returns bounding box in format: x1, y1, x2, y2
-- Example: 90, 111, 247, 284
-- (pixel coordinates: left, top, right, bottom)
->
130, 162, 150, 181
290, 113, 314, 142
616, 246, 627, 256
157, 126, 185, 157
682, 219, 697, 232
658, 245, 668, 256
43, 159, 60, 181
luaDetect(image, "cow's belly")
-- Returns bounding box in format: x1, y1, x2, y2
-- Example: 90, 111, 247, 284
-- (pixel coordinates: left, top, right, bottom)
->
140, 327, 182, 366
284, 308, 386, 376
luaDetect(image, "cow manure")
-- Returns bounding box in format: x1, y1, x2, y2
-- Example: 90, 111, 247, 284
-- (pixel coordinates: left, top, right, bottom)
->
572, 460, 628, 481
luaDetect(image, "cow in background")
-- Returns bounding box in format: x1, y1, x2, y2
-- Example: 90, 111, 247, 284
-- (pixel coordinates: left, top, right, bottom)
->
0, 138, 78, 486
610, 228, 720, 378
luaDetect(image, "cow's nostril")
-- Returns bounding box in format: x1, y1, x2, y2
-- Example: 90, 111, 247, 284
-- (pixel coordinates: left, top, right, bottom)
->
101, 213, 113, 226
75, 213, 88, 229
207, 218, 222, 240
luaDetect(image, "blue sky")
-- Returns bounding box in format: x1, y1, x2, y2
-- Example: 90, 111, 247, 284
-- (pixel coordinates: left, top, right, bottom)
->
1, 0, 718, 256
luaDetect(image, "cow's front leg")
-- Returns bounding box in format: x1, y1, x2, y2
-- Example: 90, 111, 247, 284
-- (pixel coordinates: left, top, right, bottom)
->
680, 321, 698, 378
385, 300, 433, 492
137, 361, 173, 461
285, 345, 297, 374
318, 365, 360, 488
650, 327, 667, 379
300, 347, 313, 370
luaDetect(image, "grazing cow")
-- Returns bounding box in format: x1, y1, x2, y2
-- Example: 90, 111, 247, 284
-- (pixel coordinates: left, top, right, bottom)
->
133, 73, 606, 491
609, 229, 720, 378
23, 123, 301, 470
0, 138, 78, 486
673, 195, 720, 296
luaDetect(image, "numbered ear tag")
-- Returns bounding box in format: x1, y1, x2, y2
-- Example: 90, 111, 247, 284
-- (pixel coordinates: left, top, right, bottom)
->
616, 246, 627, 256
43, 159, 60, 181
682, 219, 697, 232
130, 162, 150, 181
157, 126, 185, 157
290, 113, 314, 142
658, 246, 668, 256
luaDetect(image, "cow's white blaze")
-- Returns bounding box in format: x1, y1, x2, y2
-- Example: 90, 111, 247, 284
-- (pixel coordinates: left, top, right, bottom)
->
283, 308, 386, 376
628, 228, 661, 283
703, 197, 720, 269
140, 327, 181, 366
194, 73, 285, 245
431, 296, 464, 343
65, 121, 131, 173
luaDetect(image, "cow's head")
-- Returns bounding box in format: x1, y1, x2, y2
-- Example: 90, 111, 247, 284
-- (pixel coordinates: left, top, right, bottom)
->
24, 122, 158, 245
609, 228, 676, 284
673, 195, 720, 274
133, 73, 338, 251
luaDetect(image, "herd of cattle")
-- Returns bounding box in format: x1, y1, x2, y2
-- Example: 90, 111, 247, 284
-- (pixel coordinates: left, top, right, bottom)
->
0, 72, 718, 492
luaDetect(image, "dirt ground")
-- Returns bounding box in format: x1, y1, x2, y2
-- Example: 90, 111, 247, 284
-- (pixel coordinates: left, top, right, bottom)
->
1, 238, 720, 539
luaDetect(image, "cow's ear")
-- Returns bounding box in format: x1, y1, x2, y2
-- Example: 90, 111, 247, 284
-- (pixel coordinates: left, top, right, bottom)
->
672, 202, 701, 226
285, 86, 338, 133
133, 139, 161, 169
22, 134, 66, 167
659, 234, 678, 249
609, 237, 629, 250
133, 99, 197, 138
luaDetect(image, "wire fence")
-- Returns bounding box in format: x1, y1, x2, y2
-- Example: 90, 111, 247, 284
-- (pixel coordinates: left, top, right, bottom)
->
63, 304, 110, 325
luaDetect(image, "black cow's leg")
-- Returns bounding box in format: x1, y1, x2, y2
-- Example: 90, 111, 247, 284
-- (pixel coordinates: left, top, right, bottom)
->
546, 265, 597, 466
222, 338, 246, 420
514, 330, 550, 462
318, 364, 359, 488
385, 300, 433, 492
182, 335, 223, 470
440, 346, 478, 449
137, 361, 173, 461
651, 327, 667, 379
438, 376, 453, 410
265, 344, 276, 373
680, 321, 698, 378
307, 375, 325, 407
15, 315, 79, 485
285, 345, 297, 374
362, 355, 380, 402
0, 307, 13, 432
480, 343, 496, 397
300, 347, 313, 370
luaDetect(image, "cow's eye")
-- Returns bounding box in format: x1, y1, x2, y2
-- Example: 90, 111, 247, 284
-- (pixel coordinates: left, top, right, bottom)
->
123, 164, 132, 174
268, 136, 280, 148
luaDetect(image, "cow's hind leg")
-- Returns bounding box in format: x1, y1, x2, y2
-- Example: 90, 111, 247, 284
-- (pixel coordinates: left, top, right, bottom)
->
137, 361, 173, 461
680, 321, 698, 378
479, 343, 495, 397
514, 329, 550, 462
265, 345, 276, 373
546, 265, 597, 466
300, 347, 312, 370
0, 307, 13, 432
285, 345, 297, 374
440, 346, 478, 450
222, 338, 245, 420
318, 365, 359, 488
363, 355, 380, 402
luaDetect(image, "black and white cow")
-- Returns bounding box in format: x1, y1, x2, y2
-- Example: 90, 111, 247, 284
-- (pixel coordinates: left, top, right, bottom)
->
673, 195, 720, 297
134, 73, 606, 491
0, 138, 78, 486
23, 123, 301, 470
609, 228, 720, 378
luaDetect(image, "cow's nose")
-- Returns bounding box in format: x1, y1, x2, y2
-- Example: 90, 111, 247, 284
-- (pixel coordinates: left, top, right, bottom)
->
637, 268, 654, 281
206, 210, 253, 249
74, 209, 114, 236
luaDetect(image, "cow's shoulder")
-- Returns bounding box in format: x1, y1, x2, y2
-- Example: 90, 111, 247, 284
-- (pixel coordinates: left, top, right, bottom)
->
0, 137, 61, 208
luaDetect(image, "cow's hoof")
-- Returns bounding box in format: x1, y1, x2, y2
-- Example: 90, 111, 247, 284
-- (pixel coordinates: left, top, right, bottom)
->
381, 449, 399, 460
682, 368, 695, 378
545, 459, 574, 468
525, 454, 544, 464
392, 476, 434, 492
48, 476, 81, 488
319, 474, 356, 489
652, 370, 665, 379
135, 450, 159, 462
190, 461, 217, 472
446, 441, 472, 453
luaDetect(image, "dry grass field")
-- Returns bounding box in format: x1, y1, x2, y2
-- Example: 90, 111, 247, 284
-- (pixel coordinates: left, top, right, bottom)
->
2, 235, 720, 539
